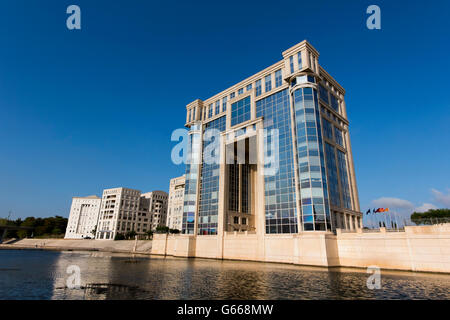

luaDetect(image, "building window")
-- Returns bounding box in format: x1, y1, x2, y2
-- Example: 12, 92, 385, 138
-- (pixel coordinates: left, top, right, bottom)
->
334, 126, 344, 147
231, 96, 251, 126
233, 216, 239, 224
246, 83, 252, 91
215, 100, 220, 114
208, 104, 213, 118
230, 92, 235, 99
275, 69, 282, 88
222, 96, 227, 112
265, 74, 272, 92
319, 83, 329, 105
297, 52, 302, 69
330, 94, 339, 112
290, 56, 294, 73
325, 143, 340, 208
322, 117, 333, 141
255, 79, 262, 96
242, 217, 247, 225
238, 88, 244, 95
337, 150, 352, 210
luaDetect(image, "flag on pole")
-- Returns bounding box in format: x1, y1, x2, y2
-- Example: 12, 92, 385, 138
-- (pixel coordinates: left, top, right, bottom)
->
366, 209, 371, 215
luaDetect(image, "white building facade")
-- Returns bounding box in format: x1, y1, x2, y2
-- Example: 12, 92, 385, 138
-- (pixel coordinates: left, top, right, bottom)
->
142, 191, 168, 231
167, 175, 185, 231
96, 187, 142, 240
65, 196, 101, 239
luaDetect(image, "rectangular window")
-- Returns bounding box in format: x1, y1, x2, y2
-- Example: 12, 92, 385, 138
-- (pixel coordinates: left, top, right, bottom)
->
337, 150, 352, 210
330, 94, 339, 112
334, 126, 344, 147
275, 69, 282, 87
297, 52, 302, 69
222, 96, 227, 112
230, 92, 235, 99
231, 96, 251, 126
255, 79, 262, 96
215, 100, 220, 115
238, 88, 244, 95
322, 117, 333, 141
203, 107, 206, 120
290, 56, 294, 73
246, 83, 252, 91
319, 84, 329, 105
265, 74, 272, 92
208, 104, 213, 118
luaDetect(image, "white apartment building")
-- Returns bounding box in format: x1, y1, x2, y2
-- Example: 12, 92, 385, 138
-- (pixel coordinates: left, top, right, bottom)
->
141, 191, 168, 231
96, 187, 142, 240
166, 175, 185, 231
65, 196, 101, 239
94, 187, 169, 240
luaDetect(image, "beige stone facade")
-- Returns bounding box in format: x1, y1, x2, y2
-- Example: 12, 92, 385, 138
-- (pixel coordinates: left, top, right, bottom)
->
167, 175, 185, 231
141, 191, 168, 231
95, 187, 168, 239
96, 187, 142, 239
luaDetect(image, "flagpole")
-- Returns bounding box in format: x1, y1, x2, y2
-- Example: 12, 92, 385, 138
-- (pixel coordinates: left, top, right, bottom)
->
384, 210, 388, 229
394, 211, 399, 231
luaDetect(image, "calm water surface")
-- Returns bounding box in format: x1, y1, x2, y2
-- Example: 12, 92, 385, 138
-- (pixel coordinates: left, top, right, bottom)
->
0, 249, 449, 300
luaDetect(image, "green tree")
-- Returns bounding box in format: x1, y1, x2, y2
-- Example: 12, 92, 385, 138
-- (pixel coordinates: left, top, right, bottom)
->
155, 226, 169, 234
125, 230, 137, 239
114, 233, 125, 240
411, 208, 450, 225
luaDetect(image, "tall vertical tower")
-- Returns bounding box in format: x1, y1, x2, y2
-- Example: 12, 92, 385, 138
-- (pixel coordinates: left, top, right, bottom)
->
181, 40, 361, 238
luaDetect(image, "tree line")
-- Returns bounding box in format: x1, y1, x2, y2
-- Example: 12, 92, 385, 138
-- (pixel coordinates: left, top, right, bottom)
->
0, 216, 68, 239
410, 208, 450, 224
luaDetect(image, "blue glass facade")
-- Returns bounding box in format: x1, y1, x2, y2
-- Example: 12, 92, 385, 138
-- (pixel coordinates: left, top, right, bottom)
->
256, 89, 298, 234
324, 142, 340, 208
231, 96, 251, 127
293, 87, 331, 231
182, 128, 202, 234
319, 83, 329, 105
322, 117, 333, 141
197, 116, 226, 235
330, 94, 339, 112
181, 46, 359, 237
337, 150, 352, 210
334, 126, 344, 147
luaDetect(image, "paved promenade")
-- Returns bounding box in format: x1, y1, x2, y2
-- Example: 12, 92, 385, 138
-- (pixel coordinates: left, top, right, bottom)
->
0, 238, 153, 255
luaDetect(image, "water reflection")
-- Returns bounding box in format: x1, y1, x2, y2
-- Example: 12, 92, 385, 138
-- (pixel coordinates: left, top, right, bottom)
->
1, 250, 449, 300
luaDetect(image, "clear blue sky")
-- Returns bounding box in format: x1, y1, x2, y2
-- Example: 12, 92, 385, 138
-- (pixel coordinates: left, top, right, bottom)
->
0, 0, 449, 219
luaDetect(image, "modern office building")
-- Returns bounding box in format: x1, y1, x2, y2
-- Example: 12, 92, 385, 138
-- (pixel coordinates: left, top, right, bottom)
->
141, 191, 168, 231
182, 40, 361, 238
167, 175, 186, 230
65, 196, 101, 239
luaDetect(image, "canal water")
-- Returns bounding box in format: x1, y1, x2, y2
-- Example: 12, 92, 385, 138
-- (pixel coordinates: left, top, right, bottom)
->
1, 249, 449, 300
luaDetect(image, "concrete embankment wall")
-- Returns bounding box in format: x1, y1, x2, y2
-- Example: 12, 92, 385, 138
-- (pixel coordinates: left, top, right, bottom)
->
152, 224, 450, 273
336, 225, 450, 273
0, 238, 152, 254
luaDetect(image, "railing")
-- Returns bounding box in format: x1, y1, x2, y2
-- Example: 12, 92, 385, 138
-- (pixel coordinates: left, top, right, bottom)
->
407, 218, 450, 226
